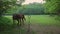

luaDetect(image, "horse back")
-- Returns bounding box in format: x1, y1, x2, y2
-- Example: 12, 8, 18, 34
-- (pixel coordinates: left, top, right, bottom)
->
13, 14, 25, 20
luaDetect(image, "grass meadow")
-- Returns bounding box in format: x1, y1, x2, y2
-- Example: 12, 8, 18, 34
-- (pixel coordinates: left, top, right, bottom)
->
4, 15, 60, 26
0, 15, 60, 34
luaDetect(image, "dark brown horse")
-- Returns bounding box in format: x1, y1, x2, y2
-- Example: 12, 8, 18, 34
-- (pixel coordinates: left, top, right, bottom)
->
13, 14, 26, 26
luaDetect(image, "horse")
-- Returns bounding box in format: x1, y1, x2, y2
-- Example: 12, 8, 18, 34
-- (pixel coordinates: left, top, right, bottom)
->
12, 14, 26, 26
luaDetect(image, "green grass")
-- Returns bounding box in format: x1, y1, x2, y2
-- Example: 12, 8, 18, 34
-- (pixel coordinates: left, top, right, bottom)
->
0, 15, 60, 34
4, 15, 60, 26
26, 15, 60, 26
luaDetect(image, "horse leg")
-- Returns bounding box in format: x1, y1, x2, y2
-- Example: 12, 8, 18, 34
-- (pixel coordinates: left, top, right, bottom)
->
19, 19, 21, 26
13, 19, 16, 27
17, 20, 20, 26
22, 18, 24, 26
13, 19, 15, 25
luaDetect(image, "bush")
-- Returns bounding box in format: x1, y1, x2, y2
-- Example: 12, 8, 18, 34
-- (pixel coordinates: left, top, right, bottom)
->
0, 17, 12, 31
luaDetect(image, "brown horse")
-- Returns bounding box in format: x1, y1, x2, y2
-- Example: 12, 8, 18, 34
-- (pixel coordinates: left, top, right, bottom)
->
13, 14, 26, 26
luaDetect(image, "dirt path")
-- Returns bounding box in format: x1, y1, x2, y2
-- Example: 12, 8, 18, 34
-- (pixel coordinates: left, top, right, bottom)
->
1, 23, 60, 34
24, 23, 60, 34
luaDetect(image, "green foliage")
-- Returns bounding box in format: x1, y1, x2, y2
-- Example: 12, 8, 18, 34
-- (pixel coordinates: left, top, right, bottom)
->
0, 0, 25, 16
0, 17, 12, 25
0, 0, 14, 16
0, 17, 12, 31
44, 0, 60, 14
6, 3, 45, 15
19, 3, 45, 15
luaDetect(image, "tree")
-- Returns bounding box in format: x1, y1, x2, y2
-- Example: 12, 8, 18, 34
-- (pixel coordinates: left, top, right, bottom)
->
44, 0, 60, 15
19, 3, 45, 15
0, 0, 25, 16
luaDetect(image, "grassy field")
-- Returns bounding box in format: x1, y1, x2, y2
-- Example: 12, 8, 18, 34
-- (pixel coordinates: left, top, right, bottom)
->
4, 15, 60, 26
0, 15, 60, 34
